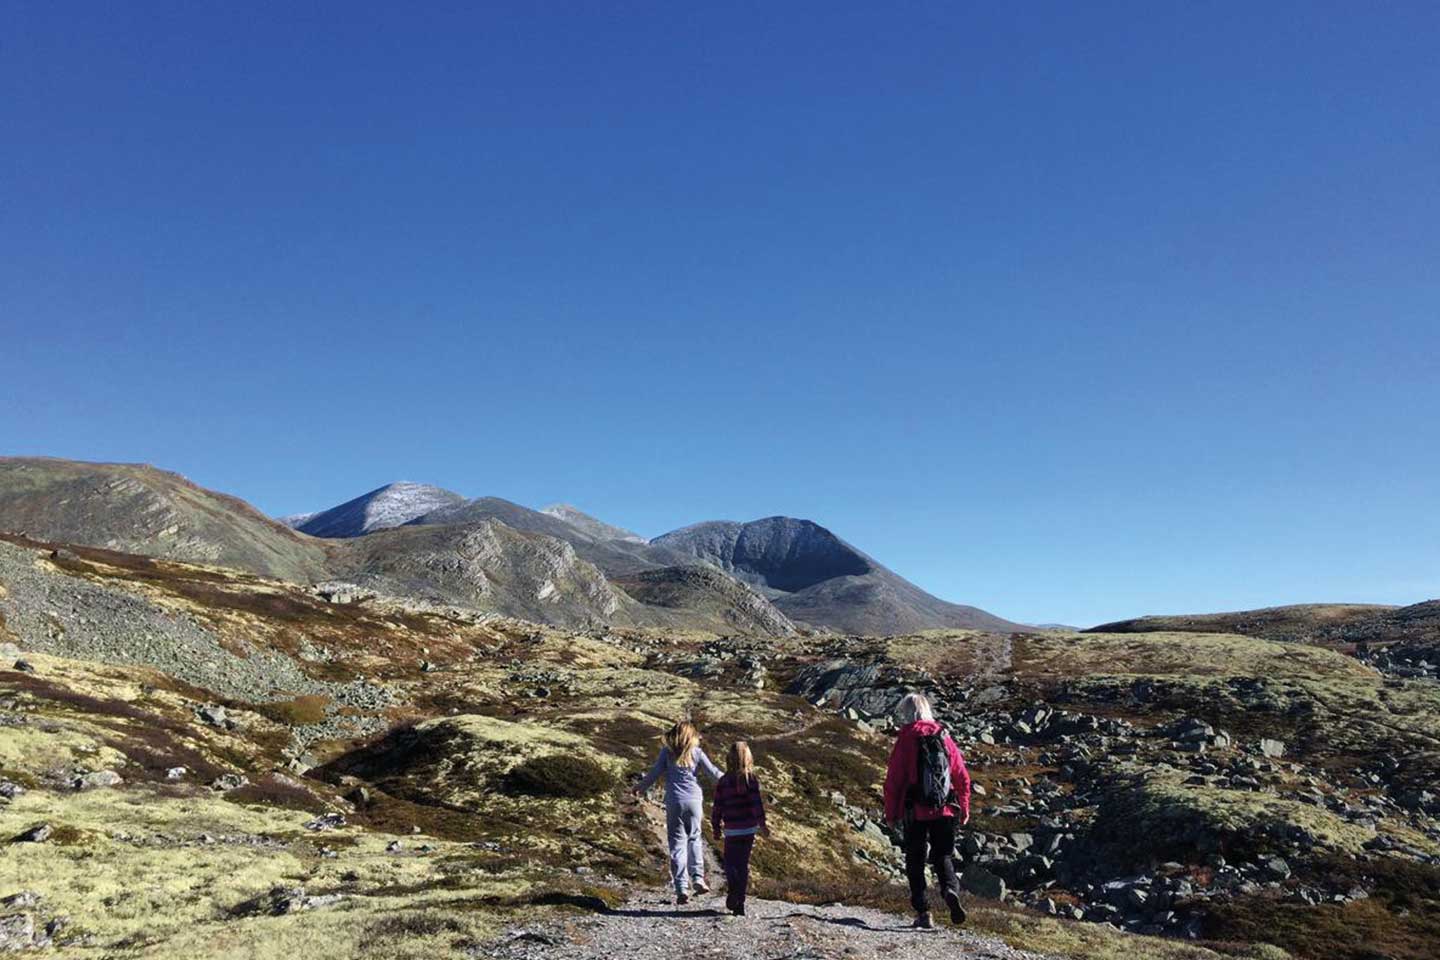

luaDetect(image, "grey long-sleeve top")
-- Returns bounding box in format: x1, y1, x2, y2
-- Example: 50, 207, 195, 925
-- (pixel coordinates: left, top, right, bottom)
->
637, 745, 721, 807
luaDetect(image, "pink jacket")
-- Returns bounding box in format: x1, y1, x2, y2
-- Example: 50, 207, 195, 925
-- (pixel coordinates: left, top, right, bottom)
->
883, 720, 971, 823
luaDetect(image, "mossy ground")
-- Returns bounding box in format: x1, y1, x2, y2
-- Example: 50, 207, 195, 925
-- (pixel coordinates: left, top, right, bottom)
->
3, 558, 1438, 960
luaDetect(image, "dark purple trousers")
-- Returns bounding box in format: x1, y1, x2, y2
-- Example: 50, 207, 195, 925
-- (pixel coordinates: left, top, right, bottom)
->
722, 834, 755, 911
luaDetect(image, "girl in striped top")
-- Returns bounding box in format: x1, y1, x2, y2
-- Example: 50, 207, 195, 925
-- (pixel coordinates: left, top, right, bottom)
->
711, 741, 770, 916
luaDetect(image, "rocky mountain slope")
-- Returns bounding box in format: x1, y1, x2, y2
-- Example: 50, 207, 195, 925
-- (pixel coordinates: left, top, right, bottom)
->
0, 458, 327, 583
609, 564, 799, 636
326, 520, 636, 629
1, 533, 1436, 960
401, 495, 694, 578
540, 504, 645, 543
288, 482, 465, 537
653, 517, 1022, 635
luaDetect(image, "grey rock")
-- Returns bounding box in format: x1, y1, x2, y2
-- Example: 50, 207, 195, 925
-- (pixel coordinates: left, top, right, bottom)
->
1262, 856, 1292, 880
1, 892, 41, 909
211, 774, 249, 792
14, 823, 52, 843
72, 769, 123, 791
0, 780, 25, 800
962, 865, 1007, 899
12, 659, 35, 674
0, 913, 35, 951
197, 704, 229, 727
1258, 738, 1286, 758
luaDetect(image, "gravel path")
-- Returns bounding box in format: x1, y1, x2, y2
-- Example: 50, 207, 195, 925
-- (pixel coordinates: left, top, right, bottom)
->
488, 890, 1055, 960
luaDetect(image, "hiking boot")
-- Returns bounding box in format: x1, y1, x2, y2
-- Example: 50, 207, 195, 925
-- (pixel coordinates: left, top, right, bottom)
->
731, 904, 746, 917
943, 892, 967, 925
914, 912, 934, 929
692, 878, 710, 894
675, 891, 690, 905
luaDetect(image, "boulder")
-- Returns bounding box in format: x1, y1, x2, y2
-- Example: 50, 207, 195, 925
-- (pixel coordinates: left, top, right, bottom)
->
1262, 856, 1292, 880
72, 769, 123, 791
13, 823, 52, 843
0, 914, 35, 951
197, 705, 229, 728
1258, 739, 1286, 759
305, 813, 347, 832
962, 865, 1007, 900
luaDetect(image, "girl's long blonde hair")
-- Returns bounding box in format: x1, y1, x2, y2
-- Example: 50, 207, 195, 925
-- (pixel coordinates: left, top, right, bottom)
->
664, 721, 700, 768
727, 741, 756, 788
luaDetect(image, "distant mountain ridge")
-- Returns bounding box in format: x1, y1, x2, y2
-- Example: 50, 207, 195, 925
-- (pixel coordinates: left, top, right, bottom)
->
651, 516, 1023, 635
0, 458, 1022, 636
1088, 601, 1440, 654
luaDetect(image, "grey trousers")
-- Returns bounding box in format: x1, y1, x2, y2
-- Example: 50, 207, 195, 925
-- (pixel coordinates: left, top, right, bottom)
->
665, 797, 706, 893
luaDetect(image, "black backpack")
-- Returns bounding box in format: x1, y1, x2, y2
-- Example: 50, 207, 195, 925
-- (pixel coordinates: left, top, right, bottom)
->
912, 729, 954, 810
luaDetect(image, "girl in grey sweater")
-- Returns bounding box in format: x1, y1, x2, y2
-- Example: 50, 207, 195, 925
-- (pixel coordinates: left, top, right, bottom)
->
633, 720, 721, 903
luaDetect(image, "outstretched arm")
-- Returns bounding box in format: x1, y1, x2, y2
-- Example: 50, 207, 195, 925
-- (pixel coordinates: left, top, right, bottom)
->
635, 746, 669, 794
696, 747, 722, 782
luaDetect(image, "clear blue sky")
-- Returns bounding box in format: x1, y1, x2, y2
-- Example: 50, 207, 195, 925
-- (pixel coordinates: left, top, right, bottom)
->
3, 2, 1438, 627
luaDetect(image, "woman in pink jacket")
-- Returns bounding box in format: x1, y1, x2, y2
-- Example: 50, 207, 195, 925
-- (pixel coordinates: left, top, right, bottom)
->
883, 692, 972, 928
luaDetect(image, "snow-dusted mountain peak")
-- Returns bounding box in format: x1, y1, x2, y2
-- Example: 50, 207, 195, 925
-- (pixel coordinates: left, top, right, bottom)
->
292, 482, 466, 538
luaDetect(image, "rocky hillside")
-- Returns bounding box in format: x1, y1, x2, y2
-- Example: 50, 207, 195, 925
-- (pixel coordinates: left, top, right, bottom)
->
0, 458, 327, 583
541, 504, 646, 543
326, 520, 637, 629
653, 517, 1021, 634
610, 564, 799, 636
1, 533, 1437, 959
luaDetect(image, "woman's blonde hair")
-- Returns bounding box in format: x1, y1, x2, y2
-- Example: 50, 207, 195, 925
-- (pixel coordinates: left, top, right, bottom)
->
664, 720, 700, 768
727, 741, 756, 787
897, 692, 934, 725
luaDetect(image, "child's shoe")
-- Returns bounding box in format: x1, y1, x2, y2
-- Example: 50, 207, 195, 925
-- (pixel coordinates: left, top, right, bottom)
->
675, 891, 690, 905
913, 912, 934, 929
692, 877, 709, 894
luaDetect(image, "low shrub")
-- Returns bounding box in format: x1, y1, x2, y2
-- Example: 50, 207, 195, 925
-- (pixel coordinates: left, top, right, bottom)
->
250, 695, 332, 726
501, 755, 616, 799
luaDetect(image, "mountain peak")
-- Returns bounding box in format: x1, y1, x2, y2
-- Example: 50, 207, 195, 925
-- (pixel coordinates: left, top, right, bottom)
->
293, 482, 466, 538
651, 515, 1021, 634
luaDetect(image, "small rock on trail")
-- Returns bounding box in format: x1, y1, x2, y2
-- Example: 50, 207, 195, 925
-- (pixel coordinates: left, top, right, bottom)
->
487, 892, 1055, 960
